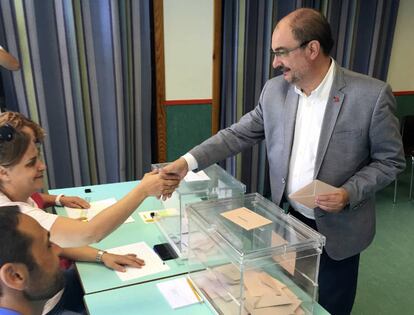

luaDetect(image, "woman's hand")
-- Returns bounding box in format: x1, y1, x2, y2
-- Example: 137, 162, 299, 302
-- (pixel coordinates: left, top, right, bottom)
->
101, 253, 145, 272
60, 196, 90, 209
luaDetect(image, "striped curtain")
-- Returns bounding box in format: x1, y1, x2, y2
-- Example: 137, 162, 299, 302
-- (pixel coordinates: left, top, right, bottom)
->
0, 0, 153, 189
220, 0, 399, 196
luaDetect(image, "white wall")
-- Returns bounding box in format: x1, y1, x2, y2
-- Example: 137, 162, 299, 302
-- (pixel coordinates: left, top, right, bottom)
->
163, 0, 213, 100
387, 0, 414, 91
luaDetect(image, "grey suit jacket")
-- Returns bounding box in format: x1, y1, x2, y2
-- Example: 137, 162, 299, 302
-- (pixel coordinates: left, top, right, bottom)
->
190, 63, 405, 260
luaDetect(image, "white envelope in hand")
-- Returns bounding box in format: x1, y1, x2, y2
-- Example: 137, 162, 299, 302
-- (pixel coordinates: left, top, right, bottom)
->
288, 180, 339, 209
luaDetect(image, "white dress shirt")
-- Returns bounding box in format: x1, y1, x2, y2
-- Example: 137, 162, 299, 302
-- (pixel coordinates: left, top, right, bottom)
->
183, 152, 198, 171
287, 60, 335, 219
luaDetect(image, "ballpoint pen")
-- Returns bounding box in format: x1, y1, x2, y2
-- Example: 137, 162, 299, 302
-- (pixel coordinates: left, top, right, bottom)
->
78, 197, 91, 221
186, 277, 203, 302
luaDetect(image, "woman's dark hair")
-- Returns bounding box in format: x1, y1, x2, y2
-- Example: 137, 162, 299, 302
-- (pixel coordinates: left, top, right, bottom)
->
0, 111, 45, 142
0, 125, 31, 167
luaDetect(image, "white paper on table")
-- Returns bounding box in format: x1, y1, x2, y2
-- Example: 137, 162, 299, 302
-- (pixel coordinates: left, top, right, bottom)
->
65, 198, 134, 223
157, 277, 201, 309
107, 242, 170, 281
184, 170, 210, 182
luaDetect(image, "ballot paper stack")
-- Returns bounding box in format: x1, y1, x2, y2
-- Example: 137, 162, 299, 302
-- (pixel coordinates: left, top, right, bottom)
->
187, 193, 326, 315
151, 163, 246, 257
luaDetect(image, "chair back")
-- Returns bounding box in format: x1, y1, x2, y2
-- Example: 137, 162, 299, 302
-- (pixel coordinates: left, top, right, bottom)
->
401, 115, 414, 156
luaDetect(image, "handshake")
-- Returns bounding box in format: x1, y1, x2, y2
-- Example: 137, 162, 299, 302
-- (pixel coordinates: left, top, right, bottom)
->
140, 157, 190, 200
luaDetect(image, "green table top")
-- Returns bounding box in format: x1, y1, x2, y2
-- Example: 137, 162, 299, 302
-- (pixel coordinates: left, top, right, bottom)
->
84, 273, 329, 315
50, 181, 203, 294
84, 275, 215, 315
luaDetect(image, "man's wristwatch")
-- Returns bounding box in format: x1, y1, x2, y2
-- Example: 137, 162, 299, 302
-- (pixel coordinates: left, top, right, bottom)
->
96, 250, 107, 263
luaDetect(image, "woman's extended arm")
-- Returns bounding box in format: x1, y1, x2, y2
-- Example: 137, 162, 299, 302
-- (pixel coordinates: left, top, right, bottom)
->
50, 170, 180, 247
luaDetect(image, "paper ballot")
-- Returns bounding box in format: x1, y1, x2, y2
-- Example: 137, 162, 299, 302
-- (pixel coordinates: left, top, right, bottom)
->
288, 180, 340, 209
157, 277, 202, 309
65, 198, 134, 223
107, 242, 170, 281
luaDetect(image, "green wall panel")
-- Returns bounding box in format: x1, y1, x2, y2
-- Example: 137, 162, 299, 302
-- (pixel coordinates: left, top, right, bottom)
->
166, 104, 212, 161
396, 94, 414, 120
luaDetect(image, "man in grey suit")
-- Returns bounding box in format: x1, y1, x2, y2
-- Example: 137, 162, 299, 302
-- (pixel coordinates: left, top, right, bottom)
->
163, 8, 405, 315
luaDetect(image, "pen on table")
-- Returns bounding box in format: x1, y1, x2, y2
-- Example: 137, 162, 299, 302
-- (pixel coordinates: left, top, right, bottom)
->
146, 211, 159, 223
186, 277, 203, 302
142, 212, 155, 223
79, 209, 88, 222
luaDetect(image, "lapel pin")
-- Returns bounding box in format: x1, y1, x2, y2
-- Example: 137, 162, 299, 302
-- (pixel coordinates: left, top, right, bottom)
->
333, 96, 340, 102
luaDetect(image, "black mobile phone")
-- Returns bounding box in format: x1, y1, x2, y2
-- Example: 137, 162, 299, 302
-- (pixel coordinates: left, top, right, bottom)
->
153, 243, 178, 261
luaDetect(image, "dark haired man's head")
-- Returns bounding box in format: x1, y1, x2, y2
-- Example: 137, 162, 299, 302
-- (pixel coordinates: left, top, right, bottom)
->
288, 8, 334, 56
0, 206, 64, 302
271, 8, 334, 94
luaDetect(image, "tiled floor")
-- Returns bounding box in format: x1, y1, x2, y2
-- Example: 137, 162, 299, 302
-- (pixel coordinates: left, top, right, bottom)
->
352, 167, 414, 314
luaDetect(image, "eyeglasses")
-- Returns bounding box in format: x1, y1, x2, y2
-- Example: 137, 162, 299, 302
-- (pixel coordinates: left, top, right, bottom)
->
270, 40, 311, 58
0, 125, 15, 142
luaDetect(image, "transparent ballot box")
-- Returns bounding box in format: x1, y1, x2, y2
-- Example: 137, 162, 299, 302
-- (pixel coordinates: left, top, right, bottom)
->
187, 193, 326, 315
151, 163, 246, 257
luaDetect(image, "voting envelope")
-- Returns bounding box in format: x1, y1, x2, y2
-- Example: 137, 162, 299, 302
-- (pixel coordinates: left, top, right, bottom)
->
288, 180, 339, 209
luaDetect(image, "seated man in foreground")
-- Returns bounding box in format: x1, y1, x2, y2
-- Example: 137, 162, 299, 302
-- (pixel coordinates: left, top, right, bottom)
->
0, 206, 65, 315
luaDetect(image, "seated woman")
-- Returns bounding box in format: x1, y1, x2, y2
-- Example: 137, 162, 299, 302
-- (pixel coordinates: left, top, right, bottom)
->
0, 112, 180, 247
0, 112, 180, 315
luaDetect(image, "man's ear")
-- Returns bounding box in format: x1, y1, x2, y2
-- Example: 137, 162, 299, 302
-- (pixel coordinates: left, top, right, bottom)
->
0, 166, 11, 182
0, 263, 29, 291
307, 40, 321, 60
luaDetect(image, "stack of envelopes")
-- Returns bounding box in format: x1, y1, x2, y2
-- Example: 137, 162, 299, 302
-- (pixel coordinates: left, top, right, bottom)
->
244, 270, 304, 315
196, 264, 305, 315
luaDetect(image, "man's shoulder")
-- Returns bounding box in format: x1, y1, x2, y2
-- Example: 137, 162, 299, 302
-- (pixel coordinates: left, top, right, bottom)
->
0, 307, 22, 315
337, 66, 388, 90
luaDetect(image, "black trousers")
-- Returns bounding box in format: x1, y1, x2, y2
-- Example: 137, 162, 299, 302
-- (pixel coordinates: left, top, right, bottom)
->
289, 209, 360, 315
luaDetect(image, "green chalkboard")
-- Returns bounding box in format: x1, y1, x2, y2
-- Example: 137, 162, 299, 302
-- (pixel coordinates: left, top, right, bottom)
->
166, 104, 212, 161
